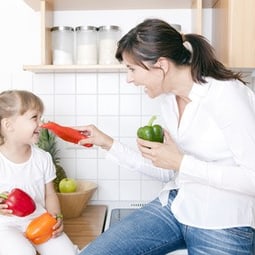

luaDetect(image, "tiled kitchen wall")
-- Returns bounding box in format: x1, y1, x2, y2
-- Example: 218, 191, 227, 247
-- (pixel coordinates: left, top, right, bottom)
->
33, 71, 165, 202
0, 1, 254, 205
2, 68, 254, 204
0, 65, 166, 203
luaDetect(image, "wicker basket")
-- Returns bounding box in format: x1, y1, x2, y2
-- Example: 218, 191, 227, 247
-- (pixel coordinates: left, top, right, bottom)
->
57, 180, 97, 219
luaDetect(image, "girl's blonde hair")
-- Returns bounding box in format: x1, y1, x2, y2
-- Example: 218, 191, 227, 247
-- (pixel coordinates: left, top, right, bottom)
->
0, 90, 44, 145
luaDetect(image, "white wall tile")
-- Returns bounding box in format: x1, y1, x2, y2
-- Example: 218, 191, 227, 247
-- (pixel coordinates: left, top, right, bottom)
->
39, 95, 54, 116
60, 158, 76, 178
98, 95, 119, 115
98, 116, 119, 137
76, 146, 98, 159
54, 73, 76, 94
119, 95, 141, 115
98, 159, 119, 180
141, 95, 161, 115
76, 115, 98, 126
97, 180, 119, 200
76, 73, 97, 94
54, 115, 76, 126
76, 159, 98, 179
33, 74, 54, 94
58, 141, 76, 158
54, 95, 76, 115
98, 73, 119, 94
61, 150, 76, 161
119, 116, 140, 137
76, 94, 98, 115
119, 180, 141, 200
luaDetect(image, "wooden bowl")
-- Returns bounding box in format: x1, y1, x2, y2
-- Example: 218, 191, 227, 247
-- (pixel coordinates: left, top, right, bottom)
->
57, 180, 97, 219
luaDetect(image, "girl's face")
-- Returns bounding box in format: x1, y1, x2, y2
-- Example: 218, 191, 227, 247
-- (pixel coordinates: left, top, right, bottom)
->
9, 109, 42, 145
122, 53, 166, 98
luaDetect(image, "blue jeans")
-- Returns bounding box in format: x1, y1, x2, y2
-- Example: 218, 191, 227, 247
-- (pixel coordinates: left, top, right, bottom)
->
79, 190, 255, 255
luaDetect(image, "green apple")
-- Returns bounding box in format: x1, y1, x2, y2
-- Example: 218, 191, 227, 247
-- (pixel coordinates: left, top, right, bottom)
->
59, 178, 77, 193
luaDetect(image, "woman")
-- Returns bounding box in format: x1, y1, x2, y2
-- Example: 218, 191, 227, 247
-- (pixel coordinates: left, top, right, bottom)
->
78, 19, 255, 255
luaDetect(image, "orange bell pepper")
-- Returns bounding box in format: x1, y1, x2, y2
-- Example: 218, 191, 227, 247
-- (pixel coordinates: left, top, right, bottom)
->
25, 212, 57, 245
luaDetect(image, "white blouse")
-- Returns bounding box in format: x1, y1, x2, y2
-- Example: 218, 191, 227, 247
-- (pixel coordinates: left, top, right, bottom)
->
106, 77, 255, 229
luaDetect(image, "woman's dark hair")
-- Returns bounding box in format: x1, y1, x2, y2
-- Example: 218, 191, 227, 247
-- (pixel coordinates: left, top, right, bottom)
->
116, 18, 246, 84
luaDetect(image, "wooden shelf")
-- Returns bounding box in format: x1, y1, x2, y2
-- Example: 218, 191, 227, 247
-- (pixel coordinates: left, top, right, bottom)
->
23, 0, 218, 72
24, 0, 217, 11
23, 64, 127, 73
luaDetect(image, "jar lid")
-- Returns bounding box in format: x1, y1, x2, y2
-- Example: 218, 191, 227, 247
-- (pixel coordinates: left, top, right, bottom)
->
75, 26, 97, 31
98, 25, 120, 31
50, 26, 74, 32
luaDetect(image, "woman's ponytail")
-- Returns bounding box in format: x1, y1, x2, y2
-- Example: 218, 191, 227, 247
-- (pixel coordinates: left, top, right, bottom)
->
185, 34, 246, 84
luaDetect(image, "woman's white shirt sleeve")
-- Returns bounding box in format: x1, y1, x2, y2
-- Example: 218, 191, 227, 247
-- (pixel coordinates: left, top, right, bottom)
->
106, 140, 175, 183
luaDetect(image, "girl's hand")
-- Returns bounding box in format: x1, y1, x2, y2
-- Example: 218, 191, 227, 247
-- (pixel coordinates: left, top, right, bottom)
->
137, 130, 183, 170
52, 215, 64, 238
75, 124, 114, 151
0, 194, 13, 216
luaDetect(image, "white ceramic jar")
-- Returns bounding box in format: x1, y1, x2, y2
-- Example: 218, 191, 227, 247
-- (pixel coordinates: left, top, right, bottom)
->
98, 25, 121, 65
51, 26, 74, 65
75, 26, 97, 65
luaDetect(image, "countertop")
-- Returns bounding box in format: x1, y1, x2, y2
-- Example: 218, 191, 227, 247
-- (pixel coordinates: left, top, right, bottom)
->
63, 205, 107, 249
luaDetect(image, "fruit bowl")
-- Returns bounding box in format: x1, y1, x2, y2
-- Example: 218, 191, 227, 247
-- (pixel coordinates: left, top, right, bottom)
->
57, 180, 97, 219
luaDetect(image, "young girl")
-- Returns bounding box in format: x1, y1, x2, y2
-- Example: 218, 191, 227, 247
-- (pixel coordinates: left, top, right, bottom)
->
0, 90, 78, 255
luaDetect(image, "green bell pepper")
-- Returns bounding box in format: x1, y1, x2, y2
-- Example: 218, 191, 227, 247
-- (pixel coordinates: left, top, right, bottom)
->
137, 115, 164, 143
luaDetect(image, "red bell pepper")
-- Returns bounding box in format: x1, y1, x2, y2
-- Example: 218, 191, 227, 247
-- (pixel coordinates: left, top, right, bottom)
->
25, 212, 57, 245
41, 122, 93, 148
0, 188, 36, 217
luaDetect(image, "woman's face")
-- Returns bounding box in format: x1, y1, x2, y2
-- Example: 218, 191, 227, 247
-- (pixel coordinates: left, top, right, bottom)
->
122, 53, 166, 98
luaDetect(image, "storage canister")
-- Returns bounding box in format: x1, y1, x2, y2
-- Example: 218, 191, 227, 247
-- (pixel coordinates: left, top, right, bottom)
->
51, 26, 74, 65
75, 26, 97, 65
98, 25, 121, 65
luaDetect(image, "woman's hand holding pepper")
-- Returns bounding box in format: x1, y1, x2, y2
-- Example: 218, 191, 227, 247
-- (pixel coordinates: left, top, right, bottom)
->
137, 130, 183, 171
75, 125, 114, 151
